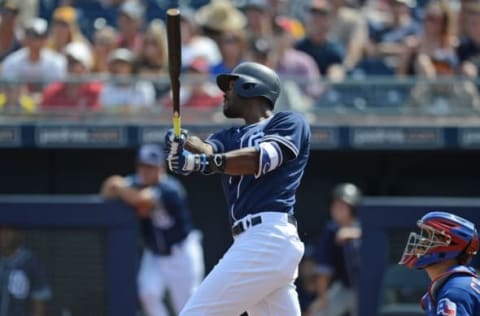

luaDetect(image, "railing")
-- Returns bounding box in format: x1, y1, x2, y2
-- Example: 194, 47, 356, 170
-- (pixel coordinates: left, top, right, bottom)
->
1, 75, 480, 123
2, 75, 480, 150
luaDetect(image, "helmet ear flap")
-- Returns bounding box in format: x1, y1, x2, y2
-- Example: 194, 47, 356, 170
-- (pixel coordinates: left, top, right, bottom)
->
458, 231, 479, 264
458, 249, 473, 265
466, 231, 479, 256
233, 76, 272, 105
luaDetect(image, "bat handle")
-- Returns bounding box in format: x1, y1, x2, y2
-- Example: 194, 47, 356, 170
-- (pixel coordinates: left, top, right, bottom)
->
173, 111, 181, 138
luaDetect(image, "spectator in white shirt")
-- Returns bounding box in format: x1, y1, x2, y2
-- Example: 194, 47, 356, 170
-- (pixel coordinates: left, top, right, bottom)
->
99, 48, 155, 111
1, 17, 66, 94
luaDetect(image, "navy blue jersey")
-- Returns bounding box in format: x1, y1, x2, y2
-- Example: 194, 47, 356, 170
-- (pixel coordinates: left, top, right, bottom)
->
315, 221, 360, 288
206, 111, 311, 224
126, 174, 193, 255
0, 248, 51, 316
421, 265, 480, 316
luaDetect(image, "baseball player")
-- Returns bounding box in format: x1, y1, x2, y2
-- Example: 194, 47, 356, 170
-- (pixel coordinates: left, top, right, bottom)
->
0, 226, 52, 316
100, 144, 204, 316
309, 183, 362, 316
399, 211, 480, 315
165, 61, 311, 316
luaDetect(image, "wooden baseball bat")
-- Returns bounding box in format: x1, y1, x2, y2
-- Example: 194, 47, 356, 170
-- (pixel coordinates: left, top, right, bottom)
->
166, 8, 182, 137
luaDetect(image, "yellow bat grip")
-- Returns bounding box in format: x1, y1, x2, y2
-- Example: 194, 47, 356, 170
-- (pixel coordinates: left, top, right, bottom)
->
173, 112, 181, 137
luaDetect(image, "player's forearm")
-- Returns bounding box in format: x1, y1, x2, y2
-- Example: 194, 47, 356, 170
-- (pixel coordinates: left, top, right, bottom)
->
223, 147, 259, 175
116, 186, 155, 212
186, 136, 261, 175
186, 136, 213, 155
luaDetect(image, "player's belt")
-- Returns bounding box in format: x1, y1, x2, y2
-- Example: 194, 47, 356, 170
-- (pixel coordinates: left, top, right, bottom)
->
231, 213, 297, 237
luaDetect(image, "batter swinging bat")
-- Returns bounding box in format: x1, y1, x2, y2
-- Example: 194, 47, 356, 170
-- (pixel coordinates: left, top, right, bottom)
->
166, 8, 182, 137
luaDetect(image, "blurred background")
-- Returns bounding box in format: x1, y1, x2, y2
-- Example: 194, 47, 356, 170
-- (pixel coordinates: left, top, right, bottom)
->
1, 0, 480, 315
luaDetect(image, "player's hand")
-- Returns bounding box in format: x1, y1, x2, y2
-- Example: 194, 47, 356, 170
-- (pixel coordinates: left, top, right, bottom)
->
164, 128, 188, 154
167, 131, 187, 156
336, 226, 362, 244
100, 175, 126, 198
167, 150, 194, 176
167, 150, 211, 176
166, 135, 210, 175
167, 134, 189, 174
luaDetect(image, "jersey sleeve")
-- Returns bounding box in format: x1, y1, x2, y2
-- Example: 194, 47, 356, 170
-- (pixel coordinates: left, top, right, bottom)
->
205, 129, 230, 153
262, 112, 310, 162
436, 286, 476, 316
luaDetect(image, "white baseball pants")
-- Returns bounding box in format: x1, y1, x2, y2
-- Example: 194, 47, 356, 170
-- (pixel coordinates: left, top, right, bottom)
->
180, 212, 305, 316
138, 230, 204, 316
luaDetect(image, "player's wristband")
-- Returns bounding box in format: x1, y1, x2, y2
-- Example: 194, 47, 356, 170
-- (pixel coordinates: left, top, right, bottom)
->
207, 154, 226, 174
190, 153, 226, 174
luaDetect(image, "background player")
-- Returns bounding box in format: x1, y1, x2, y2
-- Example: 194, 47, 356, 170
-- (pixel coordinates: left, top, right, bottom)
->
0, 226, 52, 316
399, 211, 480, 315
100, 144, 204, 316
165, 61, 310, 316
308, 183, 362, 316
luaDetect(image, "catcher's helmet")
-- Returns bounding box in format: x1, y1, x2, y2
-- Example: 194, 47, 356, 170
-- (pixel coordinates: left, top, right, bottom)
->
216, 62, 281, 108
399, 211, 479, 269
332, 183, 362, 208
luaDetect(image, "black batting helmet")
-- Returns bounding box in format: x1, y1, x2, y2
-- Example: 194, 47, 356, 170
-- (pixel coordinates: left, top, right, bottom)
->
332, 183, 362, 208
216, 62, 281, 108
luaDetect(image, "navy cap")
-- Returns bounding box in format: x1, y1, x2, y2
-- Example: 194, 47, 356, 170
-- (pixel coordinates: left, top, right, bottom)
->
137, 144, 164, 166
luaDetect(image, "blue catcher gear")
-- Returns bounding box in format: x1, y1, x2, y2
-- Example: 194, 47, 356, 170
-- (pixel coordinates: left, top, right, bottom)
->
216, 62, 281, 108
399, 211, 479, 269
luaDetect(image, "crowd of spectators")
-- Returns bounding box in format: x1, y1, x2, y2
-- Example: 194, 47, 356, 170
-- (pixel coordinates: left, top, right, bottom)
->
0, 0, 479, 114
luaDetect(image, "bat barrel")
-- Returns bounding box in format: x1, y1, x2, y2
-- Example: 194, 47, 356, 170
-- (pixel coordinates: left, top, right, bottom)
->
166, 8, 182, 79
166, 8, 182, 137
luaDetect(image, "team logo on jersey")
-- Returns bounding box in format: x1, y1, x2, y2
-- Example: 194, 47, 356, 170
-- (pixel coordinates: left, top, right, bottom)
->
8, 270, 30, 299
247, 132, 264, 148
437, 298, 457, 316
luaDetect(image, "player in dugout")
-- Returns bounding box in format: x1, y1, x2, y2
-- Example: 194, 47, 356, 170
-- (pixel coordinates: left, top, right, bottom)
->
100, 144, 204, 316
0, 226, 52, 316
308, 183, 362, 316
399, 211, 480, 315
165, 61, 310, 316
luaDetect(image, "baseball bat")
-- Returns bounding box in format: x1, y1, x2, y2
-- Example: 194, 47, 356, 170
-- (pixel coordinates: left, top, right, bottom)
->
166, 8, 182, 137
